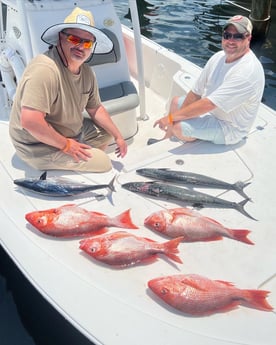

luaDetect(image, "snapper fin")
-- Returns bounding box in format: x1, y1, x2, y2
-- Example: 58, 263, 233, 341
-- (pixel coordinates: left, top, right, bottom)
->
180, 278, 208, 291
214, 280, 235, 287
78, 227, 108, 238
201, 235, 223, 242
215, 301, 241, 314
163, 236, 183, 264
242, 289, 273, 311
113, 209, 138, 229
229, 229, 254, 245
171, 208, 202, 218
139, 254, 159, 265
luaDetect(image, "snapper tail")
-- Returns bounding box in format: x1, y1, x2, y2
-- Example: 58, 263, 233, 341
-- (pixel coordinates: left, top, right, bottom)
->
228, 229, 254, 245
163, 236, 183, 264
112, 209, 138, 229
242, 289, 273, 311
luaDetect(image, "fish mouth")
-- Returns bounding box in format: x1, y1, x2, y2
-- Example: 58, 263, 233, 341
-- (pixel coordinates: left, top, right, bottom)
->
148, 277, 163, 290
144, 216, 151, 225
122, 182, 148, 192
25, 212, 34, 223
122, 182, 157, 192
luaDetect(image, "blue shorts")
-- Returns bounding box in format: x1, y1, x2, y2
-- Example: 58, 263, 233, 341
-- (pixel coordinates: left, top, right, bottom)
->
177, 96, 225, 145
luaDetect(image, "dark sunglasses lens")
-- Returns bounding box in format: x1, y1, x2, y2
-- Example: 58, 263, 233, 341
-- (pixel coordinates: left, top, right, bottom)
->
223, 32, 245, 40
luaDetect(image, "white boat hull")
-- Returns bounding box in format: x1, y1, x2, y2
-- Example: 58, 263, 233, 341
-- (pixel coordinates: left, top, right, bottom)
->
1, 1, 276, 344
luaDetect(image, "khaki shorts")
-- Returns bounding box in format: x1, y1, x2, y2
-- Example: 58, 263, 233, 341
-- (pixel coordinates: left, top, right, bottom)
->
17, 118, 113, 172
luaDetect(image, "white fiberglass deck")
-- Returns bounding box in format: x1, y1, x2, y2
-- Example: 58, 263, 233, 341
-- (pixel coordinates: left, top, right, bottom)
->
1, 92, 276, 344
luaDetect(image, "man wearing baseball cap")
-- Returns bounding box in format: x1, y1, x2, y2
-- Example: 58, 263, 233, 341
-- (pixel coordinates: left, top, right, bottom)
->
155, 15, 265, 146
9, 7, 127, 172
223, 15, 253, 35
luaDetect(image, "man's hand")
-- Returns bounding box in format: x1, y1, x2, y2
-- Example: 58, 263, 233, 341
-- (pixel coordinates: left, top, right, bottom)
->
62, 138, 92, 162
114, 137, 127, 158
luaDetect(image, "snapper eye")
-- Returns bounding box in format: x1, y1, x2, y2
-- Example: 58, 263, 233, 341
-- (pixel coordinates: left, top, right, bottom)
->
90, 247, 97, 253
37, 216, 47, 225
161, 287, 169, 295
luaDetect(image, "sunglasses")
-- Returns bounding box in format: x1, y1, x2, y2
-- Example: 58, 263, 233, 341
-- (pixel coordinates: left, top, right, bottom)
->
222, 31, 249, 41
61, 31, 95, 49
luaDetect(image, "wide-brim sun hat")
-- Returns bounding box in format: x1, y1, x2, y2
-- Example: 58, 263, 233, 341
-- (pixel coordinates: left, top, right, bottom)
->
223, 15, 253, 34
41, 7, 113, 54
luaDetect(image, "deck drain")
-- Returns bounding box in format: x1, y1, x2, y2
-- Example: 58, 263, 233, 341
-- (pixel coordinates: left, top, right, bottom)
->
175, 159, 184, 165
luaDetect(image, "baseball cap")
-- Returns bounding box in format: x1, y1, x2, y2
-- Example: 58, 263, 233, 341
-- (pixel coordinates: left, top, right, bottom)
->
223, 15, 253, 34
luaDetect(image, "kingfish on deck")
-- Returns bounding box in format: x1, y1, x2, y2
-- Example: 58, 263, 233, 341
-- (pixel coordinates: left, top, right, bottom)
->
122, 181, 256, 220
136, 168, 251, 199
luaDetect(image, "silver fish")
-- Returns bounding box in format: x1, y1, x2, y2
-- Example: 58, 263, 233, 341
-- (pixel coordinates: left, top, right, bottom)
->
136, 168, 251, 199
122, 181, 256, 220
14, 171, 116, 196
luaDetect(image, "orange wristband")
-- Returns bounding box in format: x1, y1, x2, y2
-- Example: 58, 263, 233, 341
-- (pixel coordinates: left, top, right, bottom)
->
168, 113, 174, 124
62, 138, 71, 153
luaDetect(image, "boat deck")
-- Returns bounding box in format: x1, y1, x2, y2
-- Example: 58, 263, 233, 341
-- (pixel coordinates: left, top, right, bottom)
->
1, 80, 276, 344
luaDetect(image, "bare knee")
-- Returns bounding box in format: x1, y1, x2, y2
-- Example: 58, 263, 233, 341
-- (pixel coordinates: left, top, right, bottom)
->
169, 96, 181, 113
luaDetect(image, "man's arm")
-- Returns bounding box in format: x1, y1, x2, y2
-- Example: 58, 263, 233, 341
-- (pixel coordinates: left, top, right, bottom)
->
87, 104, 127, 158
154, 95, 216, 129
20, 106, 67, 150
21, 106, 92, 161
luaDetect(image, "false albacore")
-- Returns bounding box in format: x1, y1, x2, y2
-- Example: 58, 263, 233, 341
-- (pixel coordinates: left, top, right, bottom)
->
136, 168, 251, 199
14, 171, 116, 197
122, 181, 256, 220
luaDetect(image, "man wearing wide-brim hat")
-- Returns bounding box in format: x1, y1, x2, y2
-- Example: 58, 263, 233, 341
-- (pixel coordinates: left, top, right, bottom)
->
9, 7, 127, 172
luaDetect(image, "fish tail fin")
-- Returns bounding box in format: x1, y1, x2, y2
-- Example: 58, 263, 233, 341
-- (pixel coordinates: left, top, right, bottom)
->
229, 229, 254, 245
163, 236, 183, 263
108, 175, 116, 192
242, 289, 273, 311
114, 209, 138, 229
236, 199, 257, 220
234, 181, 252, 200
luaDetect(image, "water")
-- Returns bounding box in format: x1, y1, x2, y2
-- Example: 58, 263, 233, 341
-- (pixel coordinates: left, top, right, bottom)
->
116, 0, 276, 110
1, 1, 275, 345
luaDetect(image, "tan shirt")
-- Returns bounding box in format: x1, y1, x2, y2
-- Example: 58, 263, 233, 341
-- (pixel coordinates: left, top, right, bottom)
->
9, 47, 101, 155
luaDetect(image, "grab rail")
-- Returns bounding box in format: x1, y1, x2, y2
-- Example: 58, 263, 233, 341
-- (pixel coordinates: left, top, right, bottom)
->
128, 0, 147, 120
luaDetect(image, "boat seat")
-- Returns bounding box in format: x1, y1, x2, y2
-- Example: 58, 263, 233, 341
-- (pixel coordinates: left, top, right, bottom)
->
89, 29, 121, 67
88, 29, 139, 116
99, 81, 139, 115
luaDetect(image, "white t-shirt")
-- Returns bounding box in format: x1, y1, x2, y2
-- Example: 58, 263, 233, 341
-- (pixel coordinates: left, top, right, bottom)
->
192, 50, 265, 144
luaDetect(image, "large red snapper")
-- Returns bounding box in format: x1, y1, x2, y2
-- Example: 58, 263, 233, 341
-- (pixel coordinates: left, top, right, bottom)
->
148, 274, 273, 316
79, 231, 183, 267
144, 207, 253, 244
25, 204, 138, 237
